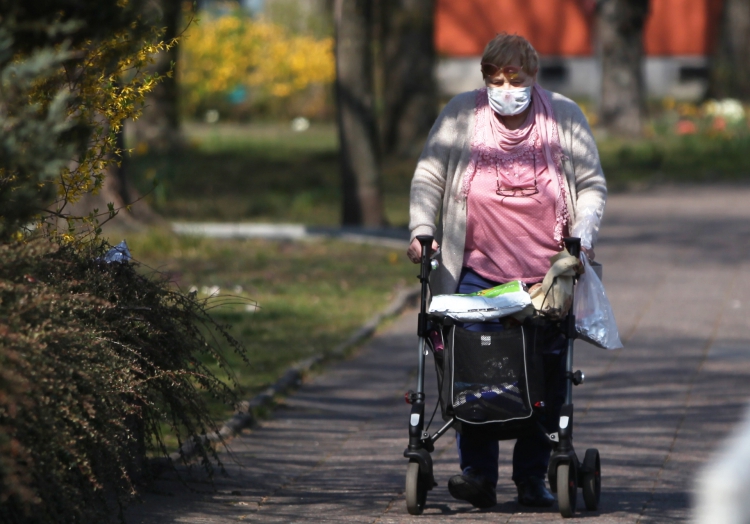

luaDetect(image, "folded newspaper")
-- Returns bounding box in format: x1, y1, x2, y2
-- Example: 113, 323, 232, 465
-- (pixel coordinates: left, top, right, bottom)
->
428, 280, 532, 321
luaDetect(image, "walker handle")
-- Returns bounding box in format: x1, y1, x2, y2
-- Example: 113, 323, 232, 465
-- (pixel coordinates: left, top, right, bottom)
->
416, 235, 433, 254
415, 235, 433, 337
563, 237, 581, 342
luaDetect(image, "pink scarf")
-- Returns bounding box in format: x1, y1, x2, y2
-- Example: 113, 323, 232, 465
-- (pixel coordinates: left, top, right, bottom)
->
462, 85, 569, 241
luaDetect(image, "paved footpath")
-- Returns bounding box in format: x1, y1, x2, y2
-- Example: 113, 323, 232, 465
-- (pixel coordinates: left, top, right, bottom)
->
127, 186, 750, 523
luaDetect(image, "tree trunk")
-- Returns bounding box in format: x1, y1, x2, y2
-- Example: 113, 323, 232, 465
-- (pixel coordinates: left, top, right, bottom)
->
335, 0, 385, 226
63, 127, 163, 233
380, 0, 436, 158
708, 0, 750, 100
73, 0, 185, 232
597, 0, 650, 137
129, 0, 183, 153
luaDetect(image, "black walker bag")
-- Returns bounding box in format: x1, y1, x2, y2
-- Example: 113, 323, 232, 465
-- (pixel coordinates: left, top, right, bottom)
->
434, 317, 558, 440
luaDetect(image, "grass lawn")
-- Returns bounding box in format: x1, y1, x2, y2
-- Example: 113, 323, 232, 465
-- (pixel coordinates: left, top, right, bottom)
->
122, 228, 417, 432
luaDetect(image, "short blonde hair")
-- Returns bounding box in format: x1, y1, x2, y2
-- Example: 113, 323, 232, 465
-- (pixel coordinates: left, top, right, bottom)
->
481, 33, 539, 77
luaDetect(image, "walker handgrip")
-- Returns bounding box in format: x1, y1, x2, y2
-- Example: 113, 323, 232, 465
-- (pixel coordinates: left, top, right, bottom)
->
563, 237, 581, 258
415, 235, 434, 254
416, 235, 433, 280
415, 235, 433, 338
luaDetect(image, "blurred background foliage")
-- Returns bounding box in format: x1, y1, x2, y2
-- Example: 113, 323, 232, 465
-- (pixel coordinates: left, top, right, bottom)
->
179, 4, 335, 122
588, 96, 750, 188
120, 0, 750, 232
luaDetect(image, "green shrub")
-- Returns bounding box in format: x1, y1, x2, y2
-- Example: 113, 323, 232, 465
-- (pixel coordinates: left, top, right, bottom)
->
0, 239, 248, 523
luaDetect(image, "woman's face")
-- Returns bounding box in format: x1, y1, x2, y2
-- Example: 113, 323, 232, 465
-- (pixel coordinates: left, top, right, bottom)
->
483, 61, 536, 90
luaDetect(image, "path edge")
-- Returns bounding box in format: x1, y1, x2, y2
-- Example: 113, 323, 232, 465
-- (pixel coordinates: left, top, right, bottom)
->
157, 284, 420, 466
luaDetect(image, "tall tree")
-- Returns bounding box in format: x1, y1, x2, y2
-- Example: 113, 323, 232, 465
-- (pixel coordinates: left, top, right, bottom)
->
597, 0, 650, 137
335, 0, 386, 226
708, 0, 750, 100
380, 0, 437, 158
68, 126, 163, 232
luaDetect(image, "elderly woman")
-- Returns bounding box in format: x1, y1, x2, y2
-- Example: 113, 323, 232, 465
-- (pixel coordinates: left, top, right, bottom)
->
407, 34, 607, 509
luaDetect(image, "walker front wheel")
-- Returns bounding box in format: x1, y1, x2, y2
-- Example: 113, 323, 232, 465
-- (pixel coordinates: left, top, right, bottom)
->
557, 461, 578, 518
405, 460, 427, 515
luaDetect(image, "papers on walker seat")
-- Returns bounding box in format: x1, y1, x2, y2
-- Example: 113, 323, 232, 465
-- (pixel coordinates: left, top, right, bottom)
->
428, 280, 532, 321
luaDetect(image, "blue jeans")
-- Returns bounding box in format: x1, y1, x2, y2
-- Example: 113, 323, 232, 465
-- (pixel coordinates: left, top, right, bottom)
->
454, 267, 567, 486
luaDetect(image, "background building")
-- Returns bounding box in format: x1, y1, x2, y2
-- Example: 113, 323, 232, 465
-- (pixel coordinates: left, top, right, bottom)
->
435, 0, 723, 101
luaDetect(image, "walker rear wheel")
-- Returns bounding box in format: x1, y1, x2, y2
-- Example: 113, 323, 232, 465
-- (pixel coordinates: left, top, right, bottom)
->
557, 461, 578, 518
582, 448, 601, 511
405, 460, 427, 515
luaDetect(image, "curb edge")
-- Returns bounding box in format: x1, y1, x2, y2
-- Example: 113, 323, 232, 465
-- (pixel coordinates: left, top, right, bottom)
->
162, 284, 420, 465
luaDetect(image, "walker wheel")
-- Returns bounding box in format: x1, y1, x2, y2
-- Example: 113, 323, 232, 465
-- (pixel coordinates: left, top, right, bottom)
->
405, 460, 427, 515
582, 448, 601, 511
557, 461, 578, 518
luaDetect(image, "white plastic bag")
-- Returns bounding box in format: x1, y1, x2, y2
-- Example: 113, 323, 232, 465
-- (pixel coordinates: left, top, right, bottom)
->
429, 280, 532, 321
574, 255, 623, 350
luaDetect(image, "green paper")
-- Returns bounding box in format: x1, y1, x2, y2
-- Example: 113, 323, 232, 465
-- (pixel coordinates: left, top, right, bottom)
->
454, 280, 525, 298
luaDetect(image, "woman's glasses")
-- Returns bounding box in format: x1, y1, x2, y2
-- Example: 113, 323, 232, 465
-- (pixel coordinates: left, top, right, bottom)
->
495, 184, 539, 198
495, 156, 539, 198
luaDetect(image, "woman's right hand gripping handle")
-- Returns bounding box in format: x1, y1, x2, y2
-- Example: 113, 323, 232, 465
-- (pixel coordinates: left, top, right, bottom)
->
407, 237, 440, 264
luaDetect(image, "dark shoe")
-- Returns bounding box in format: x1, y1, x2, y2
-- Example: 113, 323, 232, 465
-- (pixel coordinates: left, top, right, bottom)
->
448, 474, 497, 508
516, 476, 555, 507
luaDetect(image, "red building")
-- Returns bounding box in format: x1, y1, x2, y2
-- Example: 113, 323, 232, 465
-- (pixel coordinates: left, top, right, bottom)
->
434, 0, 723, 100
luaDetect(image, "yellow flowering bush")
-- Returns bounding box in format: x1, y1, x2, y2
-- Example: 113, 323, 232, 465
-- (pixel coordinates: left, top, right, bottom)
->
51, 36, 176, 237
0, 0, 178, 242
180, 8, 335, 120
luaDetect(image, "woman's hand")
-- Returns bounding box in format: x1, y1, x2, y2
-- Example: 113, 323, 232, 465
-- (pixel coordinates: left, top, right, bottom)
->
407, 238, 440, 264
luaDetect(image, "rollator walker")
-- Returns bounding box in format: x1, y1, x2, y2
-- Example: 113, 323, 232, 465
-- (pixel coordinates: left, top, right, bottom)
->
403, 234, 601, 518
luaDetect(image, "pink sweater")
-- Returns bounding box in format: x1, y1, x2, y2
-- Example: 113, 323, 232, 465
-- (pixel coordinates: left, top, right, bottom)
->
463, 160, 564, 283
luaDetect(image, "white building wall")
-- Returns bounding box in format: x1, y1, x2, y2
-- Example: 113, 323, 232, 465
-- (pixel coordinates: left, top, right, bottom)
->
437, 56, 709, 102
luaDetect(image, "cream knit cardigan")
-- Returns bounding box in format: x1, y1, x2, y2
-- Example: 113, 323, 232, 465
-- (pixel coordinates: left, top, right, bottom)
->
409, 89, 607, 295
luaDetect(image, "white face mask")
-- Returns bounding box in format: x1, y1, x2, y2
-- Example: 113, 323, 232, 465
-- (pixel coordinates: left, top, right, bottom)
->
487, 85, 533, 116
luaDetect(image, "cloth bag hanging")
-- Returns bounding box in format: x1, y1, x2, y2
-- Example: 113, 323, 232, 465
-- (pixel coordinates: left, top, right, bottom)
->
529, 249, 582, 320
